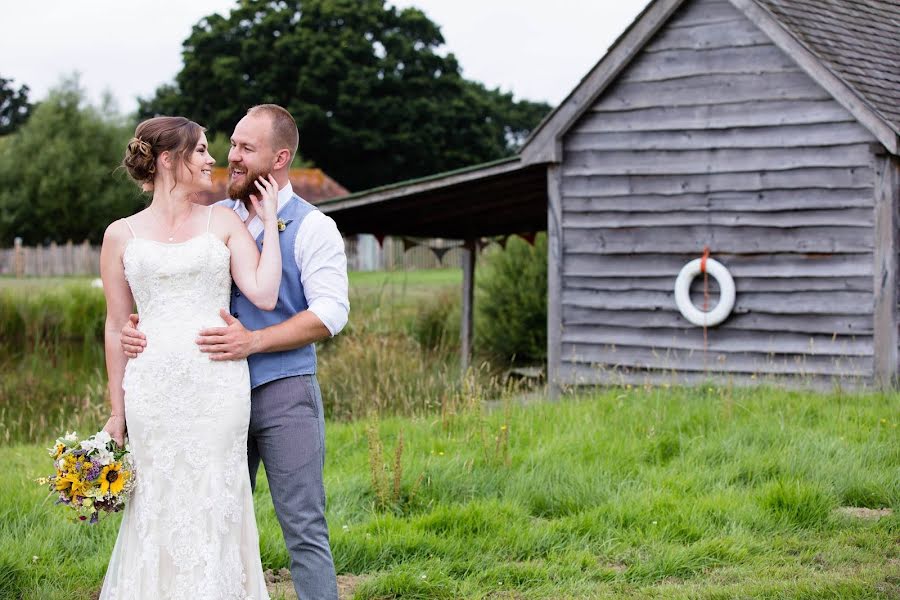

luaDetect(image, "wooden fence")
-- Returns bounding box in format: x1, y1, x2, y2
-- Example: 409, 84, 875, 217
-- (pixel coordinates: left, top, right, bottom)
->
345, 235, 466, 271
1, 239, 99, 277
1, 235, 464, 277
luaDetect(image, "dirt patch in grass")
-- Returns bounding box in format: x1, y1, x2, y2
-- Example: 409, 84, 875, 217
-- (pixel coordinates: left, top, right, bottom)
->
337, 574, 368, 598
265, 569, 366, 600
835, 507, 894, 519
599, 560, 628, 573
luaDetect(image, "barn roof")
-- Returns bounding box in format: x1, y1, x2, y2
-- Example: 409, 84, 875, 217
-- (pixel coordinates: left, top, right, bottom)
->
523, 0, 900, 163
317, 157, 549, 238
754, 0, 900, 132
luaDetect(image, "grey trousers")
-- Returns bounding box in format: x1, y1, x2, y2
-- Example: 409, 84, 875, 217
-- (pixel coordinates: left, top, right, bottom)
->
248, 374, 338, 600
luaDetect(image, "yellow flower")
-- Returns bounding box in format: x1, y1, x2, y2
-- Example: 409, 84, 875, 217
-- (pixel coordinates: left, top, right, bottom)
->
56, 471, 81, 492
53, 444, 65, 459
70, 479, 89, 498
100, 463, 127, 495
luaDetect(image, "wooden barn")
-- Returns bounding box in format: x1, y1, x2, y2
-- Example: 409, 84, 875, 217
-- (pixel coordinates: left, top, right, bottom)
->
320, 0, 900, 390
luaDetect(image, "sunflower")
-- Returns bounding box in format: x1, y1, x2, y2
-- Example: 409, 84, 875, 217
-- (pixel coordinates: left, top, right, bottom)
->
100, 463, 127, 495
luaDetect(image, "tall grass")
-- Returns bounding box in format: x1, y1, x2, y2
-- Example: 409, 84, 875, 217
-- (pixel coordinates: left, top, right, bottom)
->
0, 271, 496, 444
0, 281, 105, 346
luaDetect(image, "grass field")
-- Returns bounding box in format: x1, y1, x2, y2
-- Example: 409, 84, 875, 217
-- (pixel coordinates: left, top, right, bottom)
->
0, 269, 470, 442
3, 386, 898, 599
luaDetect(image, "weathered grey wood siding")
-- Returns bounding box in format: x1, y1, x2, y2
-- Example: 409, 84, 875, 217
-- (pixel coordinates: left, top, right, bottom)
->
558, 0, 879, 384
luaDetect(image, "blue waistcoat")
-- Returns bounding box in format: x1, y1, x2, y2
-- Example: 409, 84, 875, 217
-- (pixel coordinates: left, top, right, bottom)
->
219, 195, 318, 389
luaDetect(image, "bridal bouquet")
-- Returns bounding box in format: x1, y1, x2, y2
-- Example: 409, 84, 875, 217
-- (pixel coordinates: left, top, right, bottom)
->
37, 430, 136, 524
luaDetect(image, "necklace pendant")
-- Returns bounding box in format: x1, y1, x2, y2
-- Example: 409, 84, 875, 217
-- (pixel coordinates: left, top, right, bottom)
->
168, 237, 174, 242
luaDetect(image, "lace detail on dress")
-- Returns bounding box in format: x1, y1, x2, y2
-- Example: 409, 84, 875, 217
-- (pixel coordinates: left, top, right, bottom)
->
100, 232, 268, 600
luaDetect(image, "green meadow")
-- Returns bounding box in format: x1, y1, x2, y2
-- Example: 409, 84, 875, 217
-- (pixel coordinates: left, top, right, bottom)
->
1, 273, 898, 598
3, 387, 898, 598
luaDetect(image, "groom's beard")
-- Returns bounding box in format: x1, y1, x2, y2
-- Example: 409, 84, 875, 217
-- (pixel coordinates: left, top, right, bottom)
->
227, 164, 272, 203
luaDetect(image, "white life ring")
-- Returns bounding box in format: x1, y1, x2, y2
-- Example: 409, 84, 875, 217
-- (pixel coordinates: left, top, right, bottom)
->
674, 258, 735, 327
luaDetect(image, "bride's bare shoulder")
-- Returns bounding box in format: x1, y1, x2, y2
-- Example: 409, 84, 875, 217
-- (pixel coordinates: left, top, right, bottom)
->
211, 204, 244, 229
102, 217, 135, 247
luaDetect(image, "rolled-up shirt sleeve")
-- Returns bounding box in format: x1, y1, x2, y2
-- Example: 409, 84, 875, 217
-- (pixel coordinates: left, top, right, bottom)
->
294, 210, 350, 336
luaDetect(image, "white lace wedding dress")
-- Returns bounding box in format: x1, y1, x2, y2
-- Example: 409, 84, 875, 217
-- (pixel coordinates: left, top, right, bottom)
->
99, 216, 269, 600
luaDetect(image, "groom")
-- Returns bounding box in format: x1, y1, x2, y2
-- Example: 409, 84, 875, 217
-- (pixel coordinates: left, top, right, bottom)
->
121, 104, 348, 600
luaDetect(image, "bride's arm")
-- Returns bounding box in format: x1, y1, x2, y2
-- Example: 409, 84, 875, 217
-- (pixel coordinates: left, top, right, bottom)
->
222, 176, 282, 310
99, 220, 134, 447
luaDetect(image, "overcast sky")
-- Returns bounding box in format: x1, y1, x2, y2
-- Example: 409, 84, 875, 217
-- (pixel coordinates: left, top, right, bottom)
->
3, 1, 647, 114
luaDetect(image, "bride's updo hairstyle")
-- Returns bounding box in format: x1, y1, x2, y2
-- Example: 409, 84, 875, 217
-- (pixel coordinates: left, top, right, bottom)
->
122, 116, 205, 192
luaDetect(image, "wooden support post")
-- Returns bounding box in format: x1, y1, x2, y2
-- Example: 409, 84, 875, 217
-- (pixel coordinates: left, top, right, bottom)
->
460, 238, 476, 375
873, 151, 900, 389
547, 165, 563, 399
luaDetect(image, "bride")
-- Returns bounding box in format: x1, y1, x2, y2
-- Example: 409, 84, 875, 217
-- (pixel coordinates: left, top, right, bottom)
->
98, 116, 279, 599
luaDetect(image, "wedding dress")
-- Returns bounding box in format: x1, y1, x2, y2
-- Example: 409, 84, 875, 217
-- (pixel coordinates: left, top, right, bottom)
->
100, 211, 269, 600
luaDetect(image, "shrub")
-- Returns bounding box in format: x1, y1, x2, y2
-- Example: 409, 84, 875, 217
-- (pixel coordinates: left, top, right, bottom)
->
475, 233, 547, 364
410, 288, 460, 352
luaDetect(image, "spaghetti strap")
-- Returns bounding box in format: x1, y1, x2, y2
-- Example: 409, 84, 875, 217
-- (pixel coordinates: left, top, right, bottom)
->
206, 205, 213, 232
122, 218, 137, 238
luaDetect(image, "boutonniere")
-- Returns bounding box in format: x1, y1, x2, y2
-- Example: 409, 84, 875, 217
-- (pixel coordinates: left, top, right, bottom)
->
277, 218, 293, 232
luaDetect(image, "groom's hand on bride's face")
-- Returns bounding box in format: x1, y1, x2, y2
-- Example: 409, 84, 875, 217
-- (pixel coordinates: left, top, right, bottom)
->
196, 308, 258, 361
121, 314, 146, 358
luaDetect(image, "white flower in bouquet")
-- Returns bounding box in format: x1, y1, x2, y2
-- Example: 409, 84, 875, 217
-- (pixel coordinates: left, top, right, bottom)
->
94, 447, 115, 466
81, 431, 112, 453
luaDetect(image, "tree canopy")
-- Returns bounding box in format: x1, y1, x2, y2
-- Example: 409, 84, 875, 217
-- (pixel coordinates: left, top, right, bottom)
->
0, 77, 143, 245
0, 76, 33, 136
139, 0, 550, 191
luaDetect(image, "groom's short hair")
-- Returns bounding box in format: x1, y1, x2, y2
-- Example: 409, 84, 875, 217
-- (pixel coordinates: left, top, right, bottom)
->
247, 104, 299, 164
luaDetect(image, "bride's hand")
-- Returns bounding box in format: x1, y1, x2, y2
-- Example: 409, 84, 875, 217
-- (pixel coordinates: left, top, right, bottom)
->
249, 175, 279, 225
103, 415, 127, 447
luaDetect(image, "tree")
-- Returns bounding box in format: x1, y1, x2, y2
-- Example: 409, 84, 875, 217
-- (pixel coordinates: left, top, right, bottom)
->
0, 76, 143, 245
139, 0, 550, 191
0, 76, 33, 135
